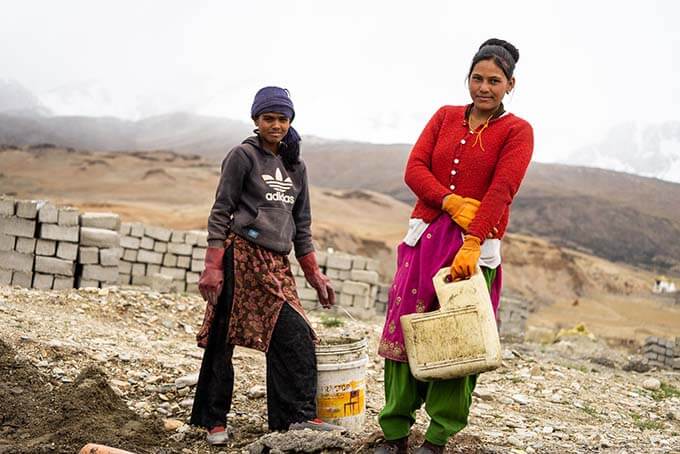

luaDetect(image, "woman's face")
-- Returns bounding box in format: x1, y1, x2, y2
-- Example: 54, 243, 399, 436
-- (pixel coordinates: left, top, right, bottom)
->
468, 59, 515, 115
254, 112, 290, 147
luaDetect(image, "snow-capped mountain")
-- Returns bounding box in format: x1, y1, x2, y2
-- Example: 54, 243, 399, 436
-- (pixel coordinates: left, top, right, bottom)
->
39, 81, 175, 120
0, 79, 50, 115
565, 122, 680, 184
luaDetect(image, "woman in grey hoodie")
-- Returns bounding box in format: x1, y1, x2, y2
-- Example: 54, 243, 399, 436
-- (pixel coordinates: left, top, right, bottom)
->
190, 86, 342, 445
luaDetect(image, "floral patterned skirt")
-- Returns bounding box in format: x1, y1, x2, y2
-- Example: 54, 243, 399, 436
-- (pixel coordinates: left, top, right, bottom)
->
378, 214, 502, 362
225, 233, 313, 352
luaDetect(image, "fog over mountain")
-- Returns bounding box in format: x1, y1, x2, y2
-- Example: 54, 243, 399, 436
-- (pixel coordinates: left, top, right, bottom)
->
566, 122, 680, 184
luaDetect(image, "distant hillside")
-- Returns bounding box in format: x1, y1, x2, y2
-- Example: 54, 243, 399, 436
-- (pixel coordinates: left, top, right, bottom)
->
0, 112, 251, 156
2, 110, 680, 273
304, 151, 680, 274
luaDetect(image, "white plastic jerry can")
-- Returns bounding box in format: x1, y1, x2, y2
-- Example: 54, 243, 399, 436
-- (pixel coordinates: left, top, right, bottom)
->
400, 267, 501, 381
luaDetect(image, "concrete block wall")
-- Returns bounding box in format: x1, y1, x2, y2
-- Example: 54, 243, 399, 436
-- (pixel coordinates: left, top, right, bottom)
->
117, 222, 207, 293
2, 197, 391, 316
643, 336, 680, 370
77, 213, 121, 288
0, 197, 39, 287
291, 252, 383, 320
498, 296, 530, 340
0, 198, 83, 289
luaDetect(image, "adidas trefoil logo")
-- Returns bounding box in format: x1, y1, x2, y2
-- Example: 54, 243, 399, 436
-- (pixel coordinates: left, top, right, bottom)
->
262, 168, 295, 204
262, 168, 293, 192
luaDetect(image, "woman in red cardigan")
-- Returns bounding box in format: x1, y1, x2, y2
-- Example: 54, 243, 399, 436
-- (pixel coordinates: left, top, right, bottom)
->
375, 39, 533, 454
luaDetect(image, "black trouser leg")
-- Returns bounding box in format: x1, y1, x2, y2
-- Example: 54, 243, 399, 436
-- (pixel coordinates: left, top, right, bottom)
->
190, 246, 235, 429
265, 304, 317, 430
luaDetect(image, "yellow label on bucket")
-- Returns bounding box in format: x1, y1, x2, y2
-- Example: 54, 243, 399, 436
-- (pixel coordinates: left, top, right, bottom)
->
317, 390, 365, 418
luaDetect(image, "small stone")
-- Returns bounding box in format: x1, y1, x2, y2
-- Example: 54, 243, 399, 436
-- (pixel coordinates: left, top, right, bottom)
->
158, 393, 170, 401
512, 394, 530, 405
542, 426, 554, 434
110, 379, 129, 389
500, 397, 514, 405
180, 398, 194, 408
163, 418, 184, 432
549, 394, 563, 403
247, 385, 266, 399
529, 365, 542, 376
507, 436, 524, 448
170, 433, 186, 442
175, 373, 199, 389
505, 417, 526, 429
642, 378, 661, 391
473, 389, 494, 401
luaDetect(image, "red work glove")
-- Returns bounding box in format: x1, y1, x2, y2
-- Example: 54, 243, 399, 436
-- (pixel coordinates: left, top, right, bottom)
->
198, 247, 225, 304
442, 194, 481, 232
450, 235, 481, 280
298, 252, 335, 308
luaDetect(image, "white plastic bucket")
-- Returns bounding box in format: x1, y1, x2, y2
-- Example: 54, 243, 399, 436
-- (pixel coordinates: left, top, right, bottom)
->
315, 337, 368, 431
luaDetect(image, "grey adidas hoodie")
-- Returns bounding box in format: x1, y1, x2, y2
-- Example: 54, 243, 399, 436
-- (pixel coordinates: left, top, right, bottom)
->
206, 136, 314, 257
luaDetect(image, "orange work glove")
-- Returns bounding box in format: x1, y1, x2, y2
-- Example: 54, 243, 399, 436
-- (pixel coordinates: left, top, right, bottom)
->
450, 235, 481, 280
442, 194, 481, 232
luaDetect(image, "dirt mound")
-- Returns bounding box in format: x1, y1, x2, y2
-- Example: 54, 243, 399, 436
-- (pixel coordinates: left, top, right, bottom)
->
0, 339, 180, 454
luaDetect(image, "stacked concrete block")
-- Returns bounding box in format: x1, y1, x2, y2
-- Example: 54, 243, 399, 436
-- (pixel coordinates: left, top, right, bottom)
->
288, 251, 327, 311
0, 197, 38, 287
186, 230, 208, 294
119, 222, 144, 286
643, 336, 680, 370
498, 296, 530, 341
118, 223, 208, 293
375, 284, 391, 314
289, 251, 385, 319
35, 203, 80, 289
327, 253, 382, 319
77, 213, 120, 288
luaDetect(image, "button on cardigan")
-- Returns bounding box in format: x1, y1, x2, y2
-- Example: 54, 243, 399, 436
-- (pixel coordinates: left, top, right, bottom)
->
404, 105, 533, 241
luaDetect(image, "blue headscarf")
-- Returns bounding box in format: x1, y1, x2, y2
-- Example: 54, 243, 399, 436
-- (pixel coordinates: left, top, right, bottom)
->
251, 87, 301, 163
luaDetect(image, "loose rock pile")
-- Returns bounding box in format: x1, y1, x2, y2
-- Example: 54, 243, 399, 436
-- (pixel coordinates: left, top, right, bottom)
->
1, 286, 679, 453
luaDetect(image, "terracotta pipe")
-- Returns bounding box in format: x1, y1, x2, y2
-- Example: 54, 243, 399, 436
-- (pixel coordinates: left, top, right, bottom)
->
79, 444, 137, 454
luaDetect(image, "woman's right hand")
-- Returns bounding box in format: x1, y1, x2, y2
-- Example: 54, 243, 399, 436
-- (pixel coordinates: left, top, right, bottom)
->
442, 194, 481, 231
198, 247, 226, 303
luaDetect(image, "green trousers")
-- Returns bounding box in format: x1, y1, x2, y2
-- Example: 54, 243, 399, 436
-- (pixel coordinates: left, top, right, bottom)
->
378, 267, 496, 446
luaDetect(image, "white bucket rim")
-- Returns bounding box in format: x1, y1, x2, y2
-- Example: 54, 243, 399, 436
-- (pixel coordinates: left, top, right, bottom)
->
316, 337, 368, 355
317, 355, 369, 372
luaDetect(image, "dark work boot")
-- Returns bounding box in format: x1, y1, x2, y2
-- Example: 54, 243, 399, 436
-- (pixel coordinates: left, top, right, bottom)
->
374, 436, 408, 454
414, 440, 445, 454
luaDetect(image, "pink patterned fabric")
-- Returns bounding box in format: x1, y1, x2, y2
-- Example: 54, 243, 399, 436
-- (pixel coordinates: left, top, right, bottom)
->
378, 214, 503, 362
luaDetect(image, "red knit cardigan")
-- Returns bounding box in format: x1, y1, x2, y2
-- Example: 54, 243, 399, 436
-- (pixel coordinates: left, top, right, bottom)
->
405, 105, 533, 241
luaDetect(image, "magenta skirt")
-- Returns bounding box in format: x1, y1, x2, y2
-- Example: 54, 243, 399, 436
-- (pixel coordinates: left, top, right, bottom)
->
378, 214, 503, 362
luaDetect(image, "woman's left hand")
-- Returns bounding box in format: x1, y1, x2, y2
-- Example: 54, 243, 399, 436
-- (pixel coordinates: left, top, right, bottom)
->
450, 235, 481, 279
298, 252, 336, 308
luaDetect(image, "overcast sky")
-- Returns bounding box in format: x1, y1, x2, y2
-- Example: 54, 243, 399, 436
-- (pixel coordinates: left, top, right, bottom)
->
1, 0, 679, 163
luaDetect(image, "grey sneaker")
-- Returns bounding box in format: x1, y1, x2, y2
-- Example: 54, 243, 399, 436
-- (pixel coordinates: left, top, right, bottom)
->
289, 418, 346, 432
206, 428, 229, 445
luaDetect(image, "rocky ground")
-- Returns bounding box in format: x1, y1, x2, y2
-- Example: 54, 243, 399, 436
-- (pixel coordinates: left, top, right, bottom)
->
0, 285, 679, 453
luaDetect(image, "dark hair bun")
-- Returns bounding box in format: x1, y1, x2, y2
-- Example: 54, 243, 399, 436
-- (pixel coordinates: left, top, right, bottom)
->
479, 38, 519, 63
